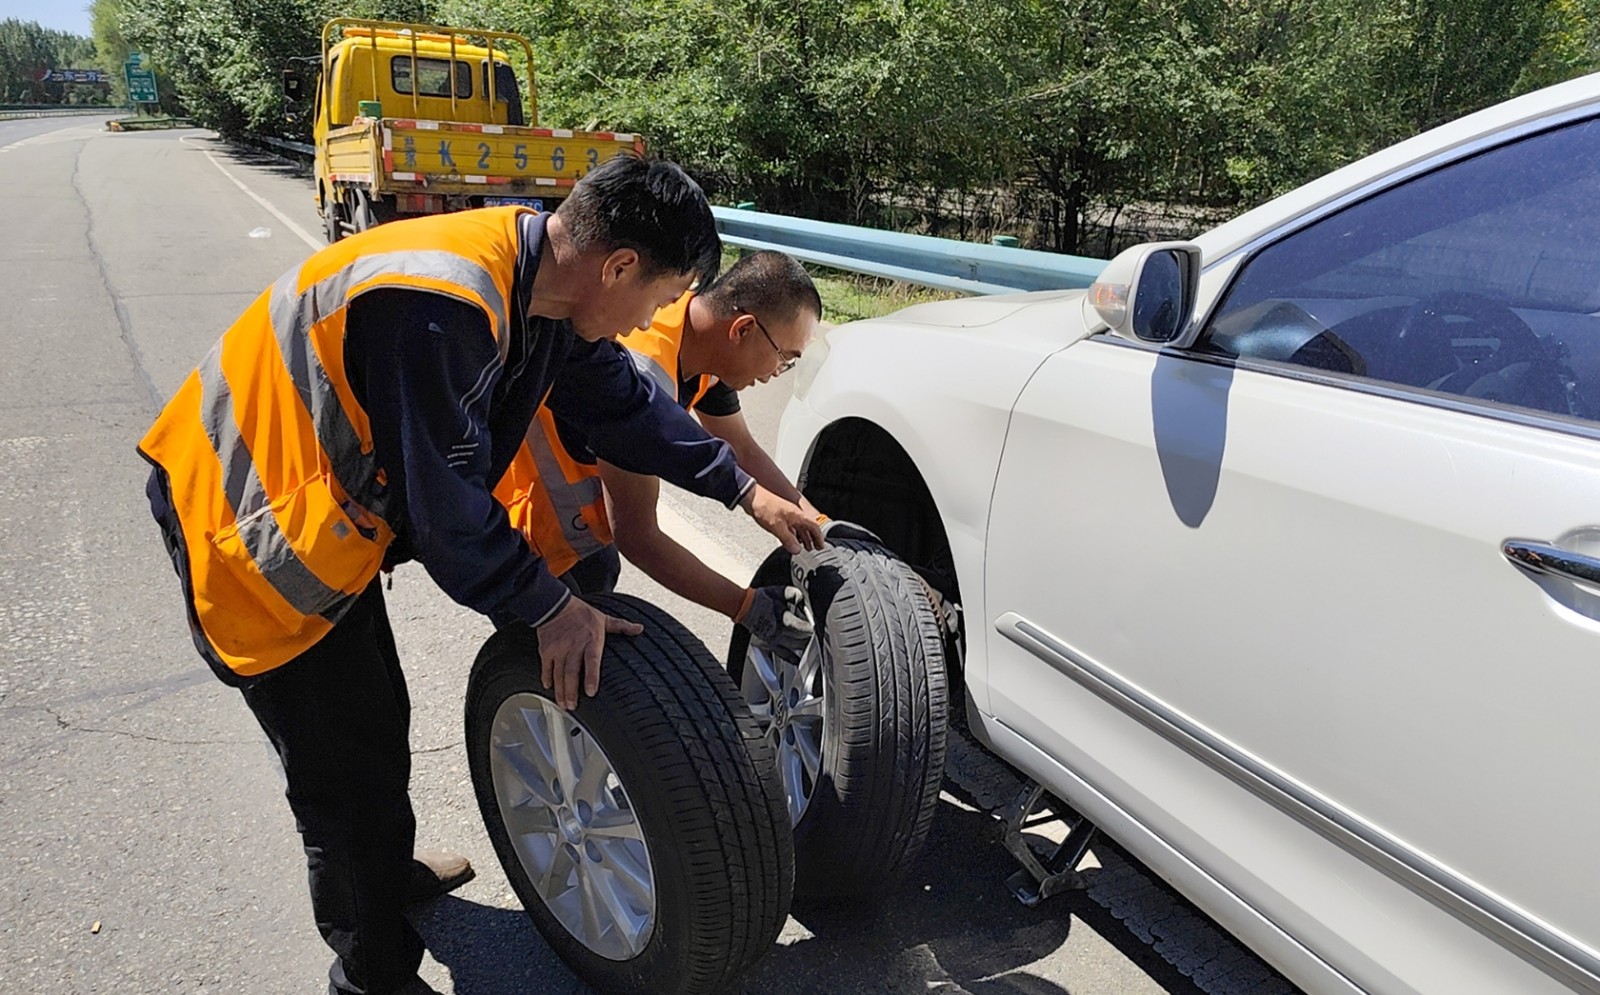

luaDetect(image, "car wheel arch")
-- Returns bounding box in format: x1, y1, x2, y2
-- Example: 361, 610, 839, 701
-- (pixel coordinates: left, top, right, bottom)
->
797, 416, 976, 714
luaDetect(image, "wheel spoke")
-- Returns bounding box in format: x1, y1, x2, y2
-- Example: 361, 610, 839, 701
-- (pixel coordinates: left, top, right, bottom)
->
794, 639, 823, 690
748, 646, 785, 700
595, 844, 653, 906
503, 799, 558, 837
591, 864, 647, 955
588, 807, 644, 841
519, 705, 561, 778
540, 841, 577, 896
795, 726, 823, 783
493, 741, 559, 806
746, 699, 776, 731
576, 861, 605, 944
571, 742, 612, 808
547, 710, 582, 792
781, 746, 807, 824
790, 695, 824, 720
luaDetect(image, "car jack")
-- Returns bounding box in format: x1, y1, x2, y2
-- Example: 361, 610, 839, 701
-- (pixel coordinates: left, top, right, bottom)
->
999, 781, 1098, 906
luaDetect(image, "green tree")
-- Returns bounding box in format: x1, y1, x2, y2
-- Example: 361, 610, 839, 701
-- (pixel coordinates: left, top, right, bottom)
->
83, 0, 1600, 253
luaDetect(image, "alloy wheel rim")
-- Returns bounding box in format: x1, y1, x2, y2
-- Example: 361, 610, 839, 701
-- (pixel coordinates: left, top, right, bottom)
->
742, 637, 826, 826
488, 693, 656, 960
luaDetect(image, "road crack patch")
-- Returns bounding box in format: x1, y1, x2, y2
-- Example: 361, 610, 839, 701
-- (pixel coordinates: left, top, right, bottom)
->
2, 702, 252, 747
70, 140, 161, 409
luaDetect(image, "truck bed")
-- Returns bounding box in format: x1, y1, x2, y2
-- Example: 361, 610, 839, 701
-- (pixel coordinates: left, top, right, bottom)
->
324, 118, 644, 199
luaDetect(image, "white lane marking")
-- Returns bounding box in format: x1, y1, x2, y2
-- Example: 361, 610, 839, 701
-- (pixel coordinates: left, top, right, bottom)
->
1, 121, 108, 150
180, 135, 322, 250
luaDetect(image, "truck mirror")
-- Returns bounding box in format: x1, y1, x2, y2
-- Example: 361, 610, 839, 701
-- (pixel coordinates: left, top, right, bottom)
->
283, 70, 301, 99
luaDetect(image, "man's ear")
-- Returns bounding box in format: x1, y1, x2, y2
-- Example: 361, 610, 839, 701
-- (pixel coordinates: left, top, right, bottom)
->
600, 247, 641, 287
728, 313, 750, 342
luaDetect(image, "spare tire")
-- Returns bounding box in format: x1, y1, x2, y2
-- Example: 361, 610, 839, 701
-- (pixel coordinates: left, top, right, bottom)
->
728, 538, 948, 900
467, 593, 793, 995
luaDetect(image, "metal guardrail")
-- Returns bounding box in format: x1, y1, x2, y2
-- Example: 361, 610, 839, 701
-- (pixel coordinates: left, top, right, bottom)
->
713, 206, 1106, 295
0, 107, 115, 121
248, 134, 315, 157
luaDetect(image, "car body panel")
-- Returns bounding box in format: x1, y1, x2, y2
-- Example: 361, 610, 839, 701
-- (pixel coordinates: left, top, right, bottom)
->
984, 337, 1600, 992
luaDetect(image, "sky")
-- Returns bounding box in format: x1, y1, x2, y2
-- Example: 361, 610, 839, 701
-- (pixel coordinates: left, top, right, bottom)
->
1, 1, 93, 36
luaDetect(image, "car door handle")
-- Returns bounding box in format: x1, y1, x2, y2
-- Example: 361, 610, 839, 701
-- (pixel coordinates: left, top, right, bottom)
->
1502, 538, 1600, 587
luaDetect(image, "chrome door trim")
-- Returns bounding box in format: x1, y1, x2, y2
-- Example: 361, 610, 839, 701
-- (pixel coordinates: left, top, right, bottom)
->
995, 611, 1600, 993
1504, 539, 1600, 588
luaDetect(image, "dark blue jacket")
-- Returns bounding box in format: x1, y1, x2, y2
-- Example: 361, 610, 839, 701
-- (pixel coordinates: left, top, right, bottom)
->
344, 212, 751, 628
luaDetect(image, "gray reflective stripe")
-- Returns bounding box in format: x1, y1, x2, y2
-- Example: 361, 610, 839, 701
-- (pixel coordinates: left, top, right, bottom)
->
232, 504, 348, 619
342, 249, 511, 359
628, 349, 678, 401
523, 426, 608, 560
198, 341, 265, 520
267, 270, 383, 517
196, 342, 349, 621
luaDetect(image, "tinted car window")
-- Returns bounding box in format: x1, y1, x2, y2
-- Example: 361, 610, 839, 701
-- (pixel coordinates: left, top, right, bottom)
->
1201, 116, 1600, 424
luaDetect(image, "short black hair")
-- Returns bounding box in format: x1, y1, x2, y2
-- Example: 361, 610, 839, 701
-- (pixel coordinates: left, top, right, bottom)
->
702, 251, 822, 325
555, 154, 721, 289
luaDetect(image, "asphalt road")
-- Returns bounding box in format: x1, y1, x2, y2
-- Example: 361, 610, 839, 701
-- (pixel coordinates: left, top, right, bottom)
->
0, 115, 1301, 995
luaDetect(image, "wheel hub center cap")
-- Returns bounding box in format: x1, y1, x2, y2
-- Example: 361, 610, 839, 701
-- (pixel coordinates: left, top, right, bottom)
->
558, 807, 585, 845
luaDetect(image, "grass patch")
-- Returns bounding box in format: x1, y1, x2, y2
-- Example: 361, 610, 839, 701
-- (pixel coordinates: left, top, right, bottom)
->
719, 247, 963, 325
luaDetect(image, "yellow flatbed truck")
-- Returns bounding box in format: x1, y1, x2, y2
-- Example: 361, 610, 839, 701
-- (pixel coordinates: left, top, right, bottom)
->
311, 18, 643, 242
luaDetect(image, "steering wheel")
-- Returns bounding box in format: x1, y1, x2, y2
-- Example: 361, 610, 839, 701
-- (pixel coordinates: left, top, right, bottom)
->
1395, 292, 1541, 384
1391, 291, 1577, 415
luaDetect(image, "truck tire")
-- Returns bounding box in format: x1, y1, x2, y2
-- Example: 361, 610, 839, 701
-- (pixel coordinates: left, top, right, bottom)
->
728, 539, 948, 901
346, 187, 375, 233
466, 593, 793, 995
322, 194, 343, 244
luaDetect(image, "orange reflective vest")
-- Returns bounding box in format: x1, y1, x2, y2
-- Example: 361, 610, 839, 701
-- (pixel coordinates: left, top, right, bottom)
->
139, 207, 530, 678
494, 292, 715, 576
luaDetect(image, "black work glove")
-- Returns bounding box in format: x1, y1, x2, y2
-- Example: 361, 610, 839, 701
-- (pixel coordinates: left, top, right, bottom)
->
737, 585, 813, 658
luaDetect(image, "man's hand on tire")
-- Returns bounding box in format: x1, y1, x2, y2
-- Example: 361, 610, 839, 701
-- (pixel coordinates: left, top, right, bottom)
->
818, 517, 882, 545
537, 597, 643, 710
736, 585, 813, 658
741, 484, 824, 553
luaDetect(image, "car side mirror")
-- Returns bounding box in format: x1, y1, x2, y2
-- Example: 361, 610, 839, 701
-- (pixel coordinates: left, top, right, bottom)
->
1083, 242, 1202, 347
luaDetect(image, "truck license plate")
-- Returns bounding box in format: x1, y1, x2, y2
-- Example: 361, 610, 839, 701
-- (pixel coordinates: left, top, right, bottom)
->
484, 197, 545, 210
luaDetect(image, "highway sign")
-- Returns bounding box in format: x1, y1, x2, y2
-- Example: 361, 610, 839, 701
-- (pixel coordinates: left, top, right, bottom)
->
125, 64, 159, 104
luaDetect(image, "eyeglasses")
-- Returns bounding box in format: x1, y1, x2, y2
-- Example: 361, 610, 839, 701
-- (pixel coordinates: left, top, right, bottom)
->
743, 311, 799, 376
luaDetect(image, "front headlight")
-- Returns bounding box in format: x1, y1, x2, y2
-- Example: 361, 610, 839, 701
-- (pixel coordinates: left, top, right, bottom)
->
792, 326, 832, 402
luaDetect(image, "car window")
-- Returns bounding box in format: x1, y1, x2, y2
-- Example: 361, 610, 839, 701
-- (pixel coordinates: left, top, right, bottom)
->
391, 56, 473, 99
1200, 115, 1600, 425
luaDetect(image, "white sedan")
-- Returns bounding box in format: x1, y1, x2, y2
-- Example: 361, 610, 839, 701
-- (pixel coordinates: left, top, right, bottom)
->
776, 71, 1600, 995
